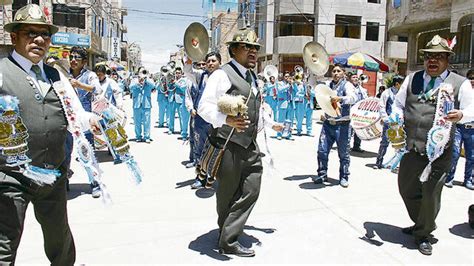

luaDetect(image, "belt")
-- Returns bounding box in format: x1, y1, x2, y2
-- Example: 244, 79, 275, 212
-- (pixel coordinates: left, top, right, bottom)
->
295, 100, 303, 103
278, 98, 286, 101
176, 93, 185, 96
327, 119, 350, 126
461, 124, 474, 129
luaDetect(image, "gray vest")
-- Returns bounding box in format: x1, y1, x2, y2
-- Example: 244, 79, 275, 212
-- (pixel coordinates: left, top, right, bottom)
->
213, 63, 260, 149
404, 70, 464, 153
0, 57, 67, 171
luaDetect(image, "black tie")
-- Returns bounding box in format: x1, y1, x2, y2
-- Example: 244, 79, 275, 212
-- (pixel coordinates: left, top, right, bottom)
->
245, 70, 253, 86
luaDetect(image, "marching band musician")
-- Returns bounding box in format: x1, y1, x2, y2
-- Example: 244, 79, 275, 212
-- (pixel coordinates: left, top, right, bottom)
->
130, 67, 154, 143
373, 75, 404, 169
184, 59, 207, 168
155, 74, 169, 128
293, 73, 307, 136
184, 52, 222, 189
276, 71, 292, 140
198, 28, 283, 257
94, 66, 123, 110
169, 67, 193, 140
392, 35, 474, 255
349, 72, 368, 152
312, 64, 358, 188
263, 75, 278, 120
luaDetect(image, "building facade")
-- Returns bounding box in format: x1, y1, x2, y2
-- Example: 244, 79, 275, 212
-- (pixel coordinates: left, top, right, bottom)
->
0, 0, 129, 70
387, 0, 473, 75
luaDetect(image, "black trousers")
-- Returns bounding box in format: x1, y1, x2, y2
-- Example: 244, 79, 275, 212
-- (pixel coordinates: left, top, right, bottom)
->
398, 147, 452, 241
0, 170, 75, 265
215, 140, 262, 249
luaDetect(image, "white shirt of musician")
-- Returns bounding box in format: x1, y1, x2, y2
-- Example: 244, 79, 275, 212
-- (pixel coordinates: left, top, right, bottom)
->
11, 50, 94, 133
393, 70, 474, 124
198, 59, 275, 129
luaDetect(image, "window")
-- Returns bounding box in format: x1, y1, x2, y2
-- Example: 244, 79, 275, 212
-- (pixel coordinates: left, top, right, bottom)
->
53, 4, 86, 29
368, 0, 381, 3
335, 15, 361, 39
393, 0, 401, 8
277, 15, 314, 37
366, 22, 379, 41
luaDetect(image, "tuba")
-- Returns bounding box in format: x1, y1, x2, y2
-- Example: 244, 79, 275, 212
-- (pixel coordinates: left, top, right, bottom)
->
183, 22, 209, 62
263, 65, 278, 82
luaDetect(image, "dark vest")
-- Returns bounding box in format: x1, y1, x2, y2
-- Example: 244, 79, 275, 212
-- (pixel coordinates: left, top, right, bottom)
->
212, 63, 260, 149
0, 57, 68, 171
404, 70, 464, 153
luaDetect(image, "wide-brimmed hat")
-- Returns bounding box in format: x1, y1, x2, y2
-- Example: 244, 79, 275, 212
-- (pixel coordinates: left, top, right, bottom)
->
4, 4, 58, 34
419, 35, 454, 55
226, 28, 261, 47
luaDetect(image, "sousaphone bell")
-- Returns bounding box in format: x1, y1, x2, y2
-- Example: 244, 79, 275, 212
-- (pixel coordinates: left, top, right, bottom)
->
263, 65, 278, 81
184, 22, 209, 62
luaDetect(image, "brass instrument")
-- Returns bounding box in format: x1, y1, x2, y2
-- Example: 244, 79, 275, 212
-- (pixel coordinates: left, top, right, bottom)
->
263, 65, 278, 82
183, 22, 209, 62
294, 65, 304, 82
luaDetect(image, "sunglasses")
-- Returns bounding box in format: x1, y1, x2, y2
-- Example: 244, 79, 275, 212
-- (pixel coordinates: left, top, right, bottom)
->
69, 55, 84, 60
423, 53, 447, 60
239, 43, 260, 52
19, 30, 52, 40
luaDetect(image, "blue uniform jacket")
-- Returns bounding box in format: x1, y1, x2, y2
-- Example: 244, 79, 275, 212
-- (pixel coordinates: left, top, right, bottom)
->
131, 79, 154, 109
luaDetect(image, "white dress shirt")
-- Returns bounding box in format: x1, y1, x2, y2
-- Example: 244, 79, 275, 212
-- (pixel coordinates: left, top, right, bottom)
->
11, 50, 93, 132
393, 70, 474, 124
379, 86, 398, 121
198, 59, 275, 129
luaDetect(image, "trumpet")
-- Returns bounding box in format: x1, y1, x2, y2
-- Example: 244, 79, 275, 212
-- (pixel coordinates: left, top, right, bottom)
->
294, 65, 304, 82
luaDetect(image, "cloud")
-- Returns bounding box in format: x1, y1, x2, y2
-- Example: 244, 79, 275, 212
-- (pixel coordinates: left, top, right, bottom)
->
140, 49, 171, 73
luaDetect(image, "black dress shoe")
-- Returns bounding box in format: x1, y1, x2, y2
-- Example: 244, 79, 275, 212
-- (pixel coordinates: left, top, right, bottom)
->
219, 244, 255, 257
469, 204, 474, 229
401, 225, 415, 235
417, 240, 432, 256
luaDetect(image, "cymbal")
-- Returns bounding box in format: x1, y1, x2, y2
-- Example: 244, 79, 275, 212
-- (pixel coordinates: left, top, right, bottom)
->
303, 41, 329, 76
184, 22, 209, 62
315, 84, 338, 117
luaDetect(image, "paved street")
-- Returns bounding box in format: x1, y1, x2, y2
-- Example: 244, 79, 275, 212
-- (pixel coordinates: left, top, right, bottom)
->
17, 98, 473, 265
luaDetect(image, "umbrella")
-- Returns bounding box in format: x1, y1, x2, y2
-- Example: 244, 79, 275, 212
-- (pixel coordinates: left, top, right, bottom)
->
96, 61, 126, 71
330, 52, 389, 72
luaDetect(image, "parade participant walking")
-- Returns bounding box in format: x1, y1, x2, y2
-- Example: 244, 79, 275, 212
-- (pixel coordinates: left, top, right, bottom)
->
393, 35, 474, 255
276, 72, 291, 140
68, 46, 102, 197
130, 67, 154, 143
94, 65, 123, 109
0, 4, 100, 264
156, 75, 169, 128
374, 75, 404, 169
444, 69, 474, 190
349, 72, 368, 152
198, 28, 282, 257
313, 64, 357, 187
184, 52, 222, 189
293, 74, 307, 136
263, 76, 278, 120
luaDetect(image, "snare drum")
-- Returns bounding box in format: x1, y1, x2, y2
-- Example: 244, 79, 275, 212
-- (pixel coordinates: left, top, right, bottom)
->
350, 97, 382, 141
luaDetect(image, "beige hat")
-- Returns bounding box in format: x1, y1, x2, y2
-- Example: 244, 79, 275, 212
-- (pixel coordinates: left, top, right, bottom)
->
419, 35, 454, 55
4, 4, 58, 34
226, 28, 261, 47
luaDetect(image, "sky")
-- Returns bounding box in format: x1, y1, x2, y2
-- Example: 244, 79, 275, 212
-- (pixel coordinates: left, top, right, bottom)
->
123, 0, 207, 73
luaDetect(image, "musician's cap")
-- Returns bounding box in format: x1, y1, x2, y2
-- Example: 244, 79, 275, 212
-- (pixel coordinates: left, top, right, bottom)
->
419, 35, 454, 55
226, 27, 261, 47
4, 4, 58, 34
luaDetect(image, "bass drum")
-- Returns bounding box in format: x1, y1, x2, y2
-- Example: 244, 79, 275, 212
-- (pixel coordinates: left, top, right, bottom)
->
350, 97, 382, 140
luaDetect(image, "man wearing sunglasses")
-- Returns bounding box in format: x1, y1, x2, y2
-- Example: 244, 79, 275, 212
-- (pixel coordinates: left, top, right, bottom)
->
68, 46, 102, 197
0, 4, 100, 265
198, 28, 282, 257
392, 35, 474, 255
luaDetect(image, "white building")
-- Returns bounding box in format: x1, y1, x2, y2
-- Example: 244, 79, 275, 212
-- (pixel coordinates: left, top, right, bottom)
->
250, 0, 398, 95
